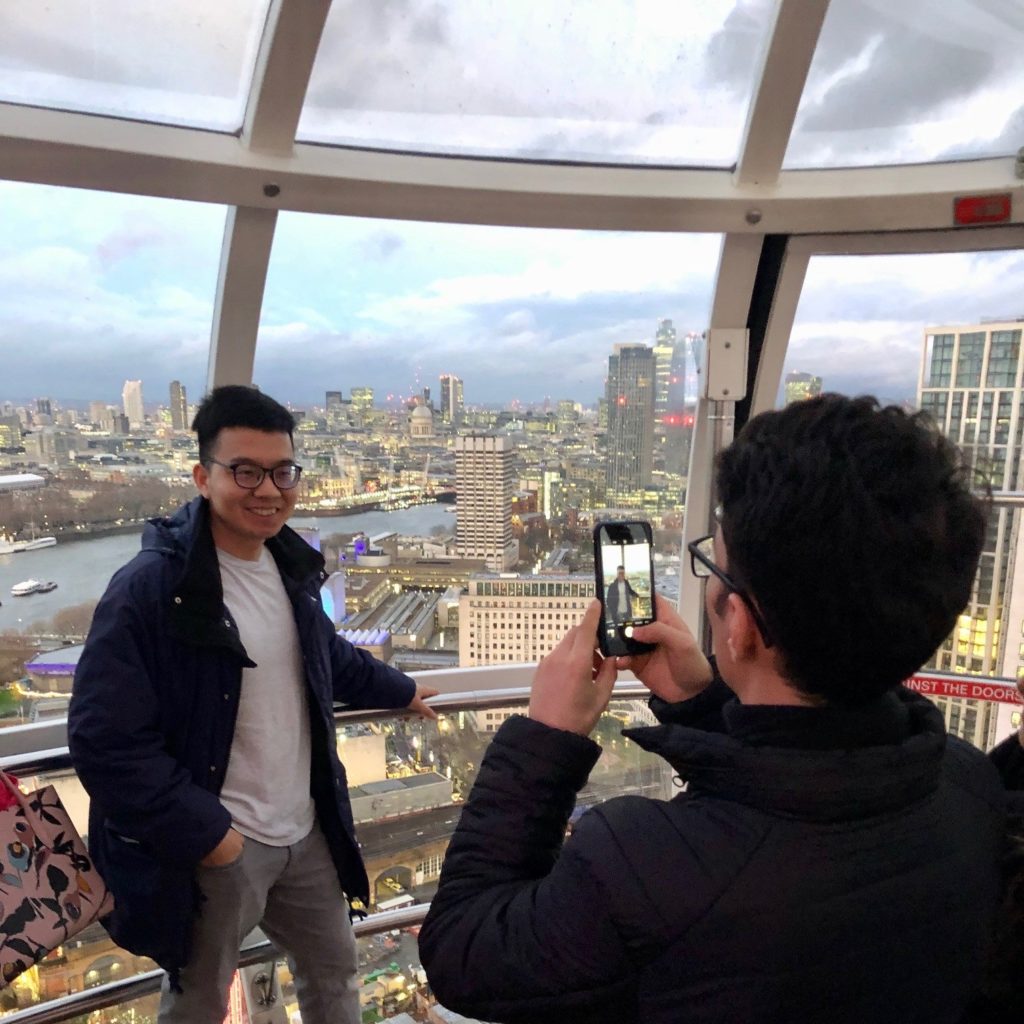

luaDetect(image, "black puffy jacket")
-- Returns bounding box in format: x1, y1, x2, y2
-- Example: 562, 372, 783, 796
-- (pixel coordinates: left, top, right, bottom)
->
420, 681, 1006, 1024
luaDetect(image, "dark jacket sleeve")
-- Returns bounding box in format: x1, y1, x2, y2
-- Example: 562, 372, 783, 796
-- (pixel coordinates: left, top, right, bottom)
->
419, 715, 636, 1024
68, 566, 231, 865
989, 734, 1024, 792
648, 657, 732, 732
323, 613, 416, 710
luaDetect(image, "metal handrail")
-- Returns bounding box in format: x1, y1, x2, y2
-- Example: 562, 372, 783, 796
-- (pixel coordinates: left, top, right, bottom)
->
0, 679, 648, 776
0, 680, 653, 1022
2, 904, 429, 1024
0, 662, 553, 760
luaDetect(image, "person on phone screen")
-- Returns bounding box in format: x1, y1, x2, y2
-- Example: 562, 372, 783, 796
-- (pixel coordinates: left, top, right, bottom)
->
420, 394, 1009, 1024
68, 386, 437, 1024
605, 565, 638, 623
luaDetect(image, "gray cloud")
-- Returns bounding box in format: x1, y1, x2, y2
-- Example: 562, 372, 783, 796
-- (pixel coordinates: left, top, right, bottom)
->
358, 231, 405, 261
701, 1, 772, 93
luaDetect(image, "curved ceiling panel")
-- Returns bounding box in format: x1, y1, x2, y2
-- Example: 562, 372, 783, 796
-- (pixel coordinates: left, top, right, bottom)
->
784, 0, 1024, 168
298, 0, 775, 167
0, 0, 271, 131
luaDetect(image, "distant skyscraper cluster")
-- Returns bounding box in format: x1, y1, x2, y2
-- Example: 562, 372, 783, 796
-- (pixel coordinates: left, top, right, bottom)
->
784, 371, 823, 405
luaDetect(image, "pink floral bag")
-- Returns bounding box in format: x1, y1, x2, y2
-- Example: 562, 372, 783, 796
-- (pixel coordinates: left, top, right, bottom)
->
0, 771, 114, 988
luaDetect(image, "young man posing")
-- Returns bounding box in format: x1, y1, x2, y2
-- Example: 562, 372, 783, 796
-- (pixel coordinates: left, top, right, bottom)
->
420, 394, 1007, 1024
70, 385, 437, 1024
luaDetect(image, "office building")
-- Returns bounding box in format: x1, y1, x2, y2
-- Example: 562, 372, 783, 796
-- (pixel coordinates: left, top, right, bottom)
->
653, 319, 676, 419
454, 434, 518, 571
122, 379, 144, 427
0, 415, 22, 447
439, 374, 464, 424
350, 387, 374, 417
605, 343, 655, 506
169, 380, 188, 431
784, 371, 823, 405
460, 573, 594, 667
918, 318, 1024, 747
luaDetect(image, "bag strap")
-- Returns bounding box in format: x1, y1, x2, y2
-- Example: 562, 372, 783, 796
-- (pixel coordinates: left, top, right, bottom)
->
0, 771, 35, 819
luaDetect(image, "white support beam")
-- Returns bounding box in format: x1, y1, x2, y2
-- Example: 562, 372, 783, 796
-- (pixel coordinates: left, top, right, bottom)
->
735, 0, 830, 187
679, 234, 767, 636
747, 222, 1024, 420
207, 206, 278, 389
243, 0, 332, 155
0, 103, 1020, 235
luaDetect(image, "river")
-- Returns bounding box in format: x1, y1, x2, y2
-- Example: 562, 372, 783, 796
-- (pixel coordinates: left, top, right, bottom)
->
0, 504, 454, 633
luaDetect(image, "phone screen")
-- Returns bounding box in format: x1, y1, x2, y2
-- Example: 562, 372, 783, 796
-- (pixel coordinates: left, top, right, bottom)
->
594, 521, 656, 656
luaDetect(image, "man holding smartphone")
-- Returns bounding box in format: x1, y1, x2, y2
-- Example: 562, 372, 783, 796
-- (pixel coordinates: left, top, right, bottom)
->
420, 394, 1008, 1024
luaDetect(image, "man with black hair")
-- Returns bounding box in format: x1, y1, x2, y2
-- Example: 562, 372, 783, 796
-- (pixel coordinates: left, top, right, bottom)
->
420, 394, 1008, 1024
605, 565, 638, 623
70, 385, 437, 1024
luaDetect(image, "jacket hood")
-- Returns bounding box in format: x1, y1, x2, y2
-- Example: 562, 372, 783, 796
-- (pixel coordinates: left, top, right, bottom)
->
623, 688, 948, 823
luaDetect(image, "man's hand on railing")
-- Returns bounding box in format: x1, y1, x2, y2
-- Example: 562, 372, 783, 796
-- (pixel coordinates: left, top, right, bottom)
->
406, 683, 440, 721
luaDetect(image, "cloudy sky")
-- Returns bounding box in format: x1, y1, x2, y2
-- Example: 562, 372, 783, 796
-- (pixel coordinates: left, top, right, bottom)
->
1, 0, 1022, 411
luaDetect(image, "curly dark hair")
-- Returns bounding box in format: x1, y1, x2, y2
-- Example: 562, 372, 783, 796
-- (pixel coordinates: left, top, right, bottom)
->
191, 385, 296, 463
714, 394, 987, 705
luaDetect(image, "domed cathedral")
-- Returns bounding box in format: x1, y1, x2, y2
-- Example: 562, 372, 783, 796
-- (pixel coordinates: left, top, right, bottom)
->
409, 400, 435, 439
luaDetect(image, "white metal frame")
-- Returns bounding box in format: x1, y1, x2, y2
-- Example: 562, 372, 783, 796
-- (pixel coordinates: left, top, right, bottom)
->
751, 225, 1024, 423
2, 0, 1022, 638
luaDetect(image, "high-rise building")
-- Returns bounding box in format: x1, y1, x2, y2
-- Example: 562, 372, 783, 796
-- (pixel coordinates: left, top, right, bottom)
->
350, 387, 374, 417
605, 344, 655, 506
454, 435, 518, 571
169, 380, 188, 431
35, 398, 52, 418
439, 374, 464, 424
0, 415, 22, 447
653, 319, 676, 419
122, 379, 144, 427
918, 318, 1024, 747
325, 390, 343, 411
784, 371, 823, 405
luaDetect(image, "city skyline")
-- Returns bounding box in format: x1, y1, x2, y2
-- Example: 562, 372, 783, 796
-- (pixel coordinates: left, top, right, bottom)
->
6, 182, 1024, 413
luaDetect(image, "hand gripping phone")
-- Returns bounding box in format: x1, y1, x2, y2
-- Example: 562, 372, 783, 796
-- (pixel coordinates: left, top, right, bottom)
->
593, 520, 657, 657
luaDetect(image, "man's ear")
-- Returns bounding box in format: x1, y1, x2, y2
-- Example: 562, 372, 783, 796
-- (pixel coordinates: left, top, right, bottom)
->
724, 591, 760, 661
193, 462, 210, 497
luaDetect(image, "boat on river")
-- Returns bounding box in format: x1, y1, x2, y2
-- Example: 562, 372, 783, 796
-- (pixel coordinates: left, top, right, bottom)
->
11, 579, 41, 596
15, 536, 57, 552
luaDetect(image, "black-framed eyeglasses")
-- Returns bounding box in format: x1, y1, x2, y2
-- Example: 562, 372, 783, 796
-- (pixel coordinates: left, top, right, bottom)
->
204, 458, 303, 491
687, 534, 773, 647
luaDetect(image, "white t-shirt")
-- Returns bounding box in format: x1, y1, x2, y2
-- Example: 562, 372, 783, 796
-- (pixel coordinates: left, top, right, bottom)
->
216, 546, 315, 846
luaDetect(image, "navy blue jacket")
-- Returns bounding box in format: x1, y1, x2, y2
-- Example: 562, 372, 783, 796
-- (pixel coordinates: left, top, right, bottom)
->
420, 680, 1007, 1024
68, 498, 415, 972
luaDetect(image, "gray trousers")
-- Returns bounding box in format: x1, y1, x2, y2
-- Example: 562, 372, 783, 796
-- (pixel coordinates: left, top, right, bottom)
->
158, 822, 360, 1024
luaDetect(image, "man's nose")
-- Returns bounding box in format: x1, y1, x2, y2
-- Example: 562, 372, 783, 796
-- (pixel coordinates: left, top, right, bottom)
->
253, 471, 282, 495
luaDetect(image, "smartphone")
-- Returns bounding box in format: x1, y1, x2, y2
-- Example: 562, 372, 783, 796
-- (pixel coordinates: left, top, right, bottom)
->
593, 520, 657, 657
